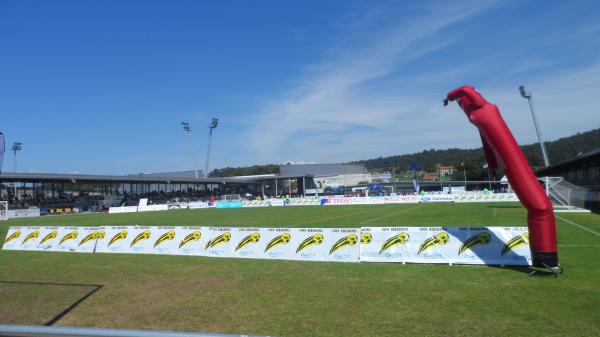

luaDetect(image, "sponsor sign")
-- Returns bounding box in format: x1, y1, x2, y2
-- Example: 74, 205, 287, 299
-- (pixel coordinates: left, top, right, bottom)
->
137, 205, 169, 212
108, 206, 138, 214
418, 195, 455, 203
285, 228, 360, 262
7, 209, 41, 218
241, 200, 271, 208
3, 226, 100, 253
288, 198, 321, 206
204, 227, 234, 257
187, 202, 211, 209
359, 226, 531, 265
453, 193, 519, 203
383, 196, 419, 204
4, 225, 530, 266
215, 201, 243, 209
231, 227, 264, 259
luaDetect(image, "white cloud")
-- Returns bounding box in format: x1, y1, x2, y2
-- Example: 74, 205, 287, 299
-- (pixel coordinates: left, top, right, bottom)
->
241, 1, 500, 163
240, 0, 599, 165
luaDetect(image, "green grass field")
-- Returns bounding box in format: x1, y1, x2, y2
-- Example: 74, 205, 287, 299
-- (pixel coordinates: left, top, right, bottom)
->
1, 203, 600, 337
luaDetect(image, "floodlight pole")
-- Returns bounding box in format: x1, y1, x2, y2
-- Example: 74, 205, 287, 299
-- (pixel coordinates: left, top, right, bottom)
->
519, 85, 550, 167
12, 142, 22, 173
204, 117, 219, 178
462, 163, 467, 189
181, 122, 199, 179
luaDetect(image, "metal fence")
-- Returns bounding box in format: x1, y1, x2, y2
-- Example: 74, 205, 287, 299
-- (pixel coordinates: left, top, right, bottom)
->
0, 324, 272, 337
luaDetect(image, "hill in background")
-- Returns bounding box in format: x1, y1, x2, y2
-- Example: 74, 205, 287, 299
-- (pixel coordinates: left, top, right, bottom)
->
210, 128, 600, 180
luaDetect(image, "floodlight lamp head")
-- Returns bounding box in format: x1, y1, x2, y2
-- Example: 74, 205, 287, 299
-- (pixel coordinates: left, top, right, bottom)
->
210, 117, 219, 129
181, 122, 191, 132
519, 85, 530, 99
12, 142, 22, 151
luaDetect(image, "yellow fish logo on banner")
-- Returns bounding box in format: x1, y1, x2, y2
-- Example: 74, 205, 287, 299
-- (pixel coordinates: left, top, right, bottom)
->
235, 232, 260, 251
22, 230, 40, 244
130, 230, 151, 247
264, 233, 291, 252
79, 230, 105, 247
360, 233, 372, 244
205, 232, 231, 249
458, 232, 491, 255
296, 233, 324, 253
417, 232, 449, 255
379, 232, 410, 254
4, 230, 21, 244
179, 231, 201, 248
39, 231, 58, 245
154, 230, 176, 248
59, 231, 78, 245
502, 233, 529, 255
329, 234, 358, 254
108, 230, 128, 247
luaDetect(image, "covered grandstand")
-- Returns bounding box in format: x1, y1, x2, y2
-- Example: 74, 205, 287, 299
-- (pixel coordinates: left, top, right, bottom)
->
0, 171, 314, 213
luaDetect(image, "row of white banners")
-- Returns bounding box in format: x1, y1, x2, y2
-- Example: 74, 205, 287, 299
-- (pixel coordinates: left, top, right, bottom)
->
2, 225, 531, 265
108, 193, 520, 214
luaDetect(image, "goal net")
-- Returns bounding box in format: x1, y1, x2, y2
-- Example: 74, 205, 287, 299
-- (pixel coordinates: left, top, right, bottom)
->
539, 177, 590, 213
222, 194, 241, 201
0, 201, 7, 221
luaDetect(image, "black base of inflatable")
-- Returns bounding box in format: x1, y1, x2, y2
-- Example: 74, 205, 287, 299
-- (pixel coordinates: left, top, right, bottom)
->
532, 252, 559, 268
530, 252, 562, 277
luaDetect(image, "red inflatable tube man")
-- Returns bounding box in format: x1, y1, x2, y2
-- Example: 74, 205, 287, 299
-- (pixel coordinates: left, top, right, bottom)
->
445, 85, 559, 269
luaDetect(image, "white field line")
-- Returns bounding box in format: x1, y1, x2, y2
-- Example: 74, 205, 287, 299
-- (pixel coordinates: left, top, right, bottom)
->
289, 205, 392, 227
556, 215, 600, 237
359, 205, 424, 225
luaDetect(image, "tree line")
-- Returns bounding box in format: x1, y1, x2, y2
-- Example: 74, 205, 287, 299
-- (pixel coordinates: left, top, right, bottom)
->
209, 128, 600, 180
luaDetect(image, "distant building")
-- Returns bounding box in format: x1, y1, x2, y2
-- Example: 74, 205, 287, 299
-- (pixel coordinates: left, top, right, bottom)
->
280, 163, 368, 190
280, 163, 366, 177
437, 164, 455, 177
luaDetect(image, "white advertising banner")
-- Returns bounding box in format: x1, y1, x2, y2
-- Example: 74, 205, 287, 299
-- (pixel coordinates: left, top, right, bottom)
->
187, 202, 211, 209
230, 227, 265, 259
95, 226, 154, 254
452, 193, 519, 203
285, 228, 360, 263
383, 196, 419, 204
108, 206, 138, 214
137, 205, 169, 212
204, 227, 234, 258
45, 227, 99, 253
3, 226, 100, 253
7, 209, 41, 218
418, 195, 455, 203
241, 200, 271, 208
359, 226, 531, 266
4, 225, 530, 266
288, 198, 321, 206
174, 226, 208, 256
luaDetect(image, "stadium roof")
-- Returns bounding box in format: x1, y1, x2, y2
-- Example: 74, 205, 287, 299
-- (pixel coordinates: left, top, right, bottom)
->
0, 171, 313, 184
536, 148, 600, 176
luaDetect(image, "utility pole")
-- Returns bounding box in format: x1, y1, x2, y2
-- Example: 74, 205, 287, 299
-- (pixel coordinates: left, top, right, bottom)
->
519, 85, 550, 167
181, 122, 199, 179
204, 117, 219, 178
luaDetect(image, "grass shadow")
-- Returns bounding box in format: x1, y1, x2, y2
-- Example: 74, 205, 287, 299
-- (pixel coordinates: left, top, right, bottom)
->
0, 280, 103, 326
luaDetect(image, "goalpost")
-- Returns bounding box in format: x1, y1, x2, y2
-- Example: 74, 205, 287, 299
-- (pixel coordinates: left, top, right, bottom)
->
539, 177, 590, 213
0, 201, 7, 221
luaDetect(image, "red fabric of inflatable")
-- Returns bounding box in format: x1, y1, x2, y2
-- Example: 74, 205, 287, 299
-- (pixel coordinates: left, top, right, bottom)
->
445, 85, 558, 268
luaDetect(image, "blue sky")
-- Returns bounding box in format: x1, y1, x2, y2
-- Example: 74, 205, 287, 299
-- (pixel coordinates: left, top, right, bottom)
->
1, 0, 599, 174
